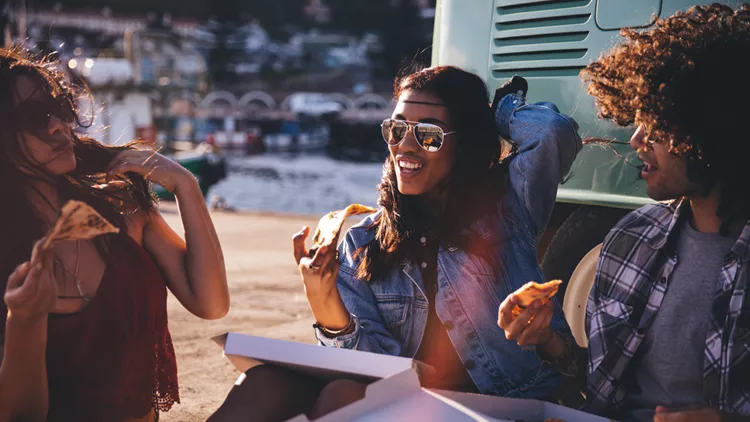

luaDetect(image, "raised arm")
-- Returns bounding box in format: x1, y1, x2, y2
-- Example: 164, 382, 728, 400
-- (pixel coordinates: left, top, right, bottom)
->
495, 94, 582, 236
107, 150, 229, 320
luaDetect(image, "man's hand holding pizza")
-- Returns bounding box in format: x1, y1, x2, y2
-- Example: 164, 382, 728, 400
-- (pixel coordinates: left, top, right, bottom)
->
498, 293, 555, 347
498, 280, 571, 363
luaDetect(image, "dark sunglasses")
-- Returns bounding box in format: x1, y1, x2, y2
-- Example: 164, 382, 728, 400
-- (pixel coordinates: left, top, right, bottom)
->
16, 96, 76, 131
381, 118, 456, 152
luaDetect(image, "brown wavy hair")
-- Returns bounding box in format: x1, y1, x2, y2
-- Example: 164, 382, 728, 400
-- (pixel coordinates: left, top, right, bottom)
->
355, 66, 506, 281
0, 47, 155, 284
581, 3, 750, 231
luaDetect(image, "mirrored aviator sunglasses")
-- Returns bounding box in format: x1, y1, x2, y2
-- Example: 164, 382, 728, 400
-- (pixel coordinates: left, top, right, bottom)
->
17, 96, 77, 132
381, 119, 456, 152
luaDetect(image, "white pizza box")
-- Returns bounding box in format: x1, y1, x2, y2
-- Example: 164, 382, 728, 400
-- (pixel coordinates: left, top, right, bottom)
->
214, 332, 614, 422
289, 371, 614, 422
212, 332, 419, 382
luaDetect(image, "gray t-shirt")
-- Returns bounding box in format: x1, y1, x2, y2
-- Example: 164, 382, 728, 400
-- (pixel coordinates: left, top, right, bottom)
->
617, 220, 739, 422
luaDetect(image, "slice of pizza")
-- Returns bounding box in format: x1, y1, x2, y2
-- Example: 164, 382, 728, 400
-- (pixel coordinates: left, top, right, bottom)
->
309, 204, 377, 257
511, 279, 563, 318
40, 200, 120, 251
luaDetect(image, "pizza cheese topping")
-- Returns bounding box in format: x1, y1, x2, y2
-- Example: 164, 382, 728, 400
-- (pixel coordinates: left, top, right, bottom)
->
309, 204, 376, 257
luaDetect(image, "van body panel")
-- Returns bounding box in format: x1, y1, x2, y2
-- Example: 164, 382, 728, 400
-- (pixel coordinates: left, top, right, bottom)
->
432, 0, 734, 209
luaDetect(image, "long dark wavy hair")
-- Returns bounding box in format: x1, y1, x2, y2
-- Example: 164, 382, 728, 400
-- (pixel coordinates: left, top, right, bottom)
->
355, 66, 507, 281
581, 3, 750, 233
0, 47, 155, 284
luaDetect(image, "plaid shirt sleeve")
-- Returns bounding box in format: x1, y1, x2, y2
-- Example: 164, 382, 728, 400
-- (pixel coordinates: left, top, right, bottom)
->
585, 208, 647, 414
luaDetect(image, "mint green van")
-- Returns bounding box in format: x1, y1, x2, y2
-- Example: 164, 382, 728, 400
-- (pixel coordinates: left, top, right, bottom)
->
431, 0, 737, 289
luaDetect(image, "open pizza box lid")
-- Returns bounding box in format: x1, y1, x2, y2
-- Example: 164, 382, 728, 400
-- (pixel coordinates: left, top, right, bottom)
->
212, 332, 418, 382
213, 333, 613, 422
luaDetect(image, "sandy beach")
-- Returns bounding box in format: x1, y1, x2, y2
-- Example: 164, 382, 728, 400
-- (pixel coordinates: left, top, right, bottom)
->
159, 202, 359, 421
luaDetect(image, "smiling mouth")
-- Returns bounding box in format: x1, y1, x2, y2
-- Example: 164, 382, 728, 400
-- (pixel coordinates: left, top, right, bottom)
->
397, 160, 424, 176
640, 162, 658, 179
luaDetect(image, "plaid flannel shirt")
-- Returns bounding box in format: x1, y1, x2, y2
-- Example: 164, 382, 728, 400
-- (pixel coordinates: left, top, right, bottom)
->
584, 200, 750, 417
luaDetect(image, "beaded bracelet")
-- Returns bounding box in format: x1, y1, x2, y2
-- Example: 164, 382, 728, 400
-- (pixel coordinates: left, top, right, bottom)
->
314, 314, 355, 338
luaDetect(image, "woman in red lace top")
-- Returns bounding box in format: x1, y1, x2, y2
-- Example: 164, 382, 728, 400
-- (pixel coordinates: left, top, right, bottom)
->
0, 48, 230, 421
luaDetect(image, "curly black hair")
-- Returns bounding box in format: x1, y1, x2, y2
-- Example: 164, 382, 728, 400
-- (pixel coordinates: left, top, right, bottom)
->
581, 3, 750, 230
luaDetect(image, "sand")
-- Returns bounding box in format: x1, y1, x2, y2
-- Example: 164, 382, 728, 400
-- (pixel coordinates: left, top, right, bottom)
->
158, 203, 359, 421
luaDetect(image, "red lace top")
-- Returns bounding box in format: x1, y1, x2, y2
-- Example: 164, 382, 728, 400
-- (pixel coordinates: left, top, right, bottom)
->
45, 233, 179, 421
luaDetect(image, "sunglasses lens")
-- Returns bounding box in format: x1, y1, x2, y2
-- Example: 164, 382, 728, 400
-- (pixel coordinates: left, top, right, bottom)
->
414, 124, 444, 152
382, 120, 408, 145
18, 98, 76, 130
19, 107, 51, 131
55, 98, 76, 124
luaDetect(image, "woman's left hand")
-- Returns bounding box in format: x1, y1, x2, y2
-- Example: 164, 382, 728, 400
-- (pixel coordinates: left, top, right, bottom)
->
106, 150, 194, 194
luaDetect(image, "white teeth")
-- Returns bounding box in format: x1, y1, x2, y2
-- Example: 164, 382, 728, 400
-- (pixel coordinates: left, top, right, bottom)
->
398, 161, 423, 170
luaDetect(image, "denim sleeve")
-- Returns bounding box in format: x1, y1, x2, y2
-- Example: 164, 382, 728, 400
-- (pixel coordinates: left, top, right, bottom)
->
495, 94, 583, 236
314, 232, 403, 356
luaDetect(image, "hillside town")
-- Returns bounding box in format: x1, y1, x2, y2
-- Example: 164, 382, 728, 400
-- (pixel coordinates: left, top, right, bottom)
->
3, 1, 434, 157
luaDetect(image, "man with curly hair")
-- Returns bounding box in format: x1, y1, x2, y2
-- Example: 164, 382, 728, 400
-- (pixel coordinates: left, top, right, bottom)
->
498, 3, 750, 422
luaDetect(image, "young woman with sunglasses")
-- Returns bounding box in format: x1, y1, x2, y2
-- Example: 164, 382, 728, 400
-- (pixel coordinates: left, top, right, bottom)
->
210, 66, 582, 421
0, 49, 229, 421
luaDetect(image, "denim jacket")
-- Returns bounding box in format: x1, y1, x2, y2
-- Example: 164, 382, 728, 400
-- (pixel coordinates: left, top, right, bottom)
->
315, 94, 583, 398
